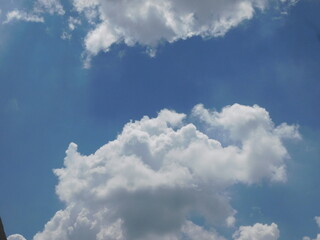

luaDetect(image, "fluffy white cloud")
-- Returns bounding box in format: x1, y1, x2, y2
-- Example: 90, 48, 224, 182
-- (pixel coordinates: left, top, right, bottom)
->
4, 10, 44, 23
33, 104, 299, 240
82, 0, 262, 58
7, 234, 27, 240
192, 103, 301, 183
68, 0, 299, 64
233, 223, 280, 240
2, 0, 298, 65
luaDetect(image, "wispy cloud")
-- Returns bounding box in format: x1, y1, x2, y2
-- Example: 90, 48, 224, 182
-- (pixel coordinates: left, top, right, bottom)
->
3, 0, 64, 24
33, 0, 65, 15
4, 10, 44, 24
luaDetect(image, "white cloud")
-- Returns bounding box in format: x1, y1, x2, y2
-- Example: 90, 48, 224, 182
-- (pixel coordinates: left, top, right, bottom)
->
61, 17, 82, 40
192, 103, 301, 183
68, 17, 81, 31
33, 104, 298, 240
34, 0, 65, 15
3, 0, 64, 25
81, 0, 262, 59
4, 10, 44, 23
61, 31, 72, 40
233, 223, 280, 240
7, 234, 27, 240
2, 0, 297, 65
281, 0, 300, 6
67, 0, 297, 64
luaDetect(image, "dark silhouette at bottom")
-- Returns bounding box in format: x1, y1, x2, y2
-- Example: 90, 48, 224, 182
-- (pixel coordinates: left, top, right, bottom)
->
0, 217, 7, 240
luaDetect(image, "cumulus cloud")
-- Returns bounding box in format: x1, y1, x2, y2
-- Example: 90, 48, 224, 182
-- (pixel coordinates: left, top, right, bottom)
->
4, 10, 44, 23
2, 0, 298, 65
7, 234, 27, 240
233, 223, 280, 240
32, 104, 298, 240
67, 0, 299, 65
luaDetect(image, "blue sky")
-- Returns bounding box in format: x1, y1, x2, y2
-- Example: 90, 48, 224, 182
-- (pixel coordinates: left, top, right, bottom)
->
0, 0, 319, 240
